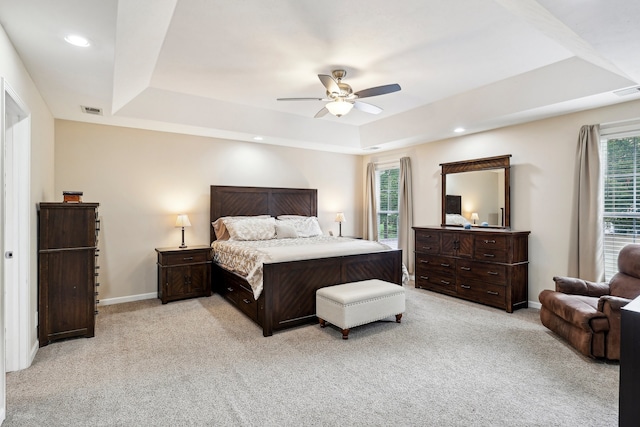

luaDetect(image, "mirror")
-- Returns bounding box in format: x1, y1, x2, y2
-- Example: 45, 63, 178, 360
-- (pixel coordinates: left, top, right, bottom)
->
441, 155, 511, 229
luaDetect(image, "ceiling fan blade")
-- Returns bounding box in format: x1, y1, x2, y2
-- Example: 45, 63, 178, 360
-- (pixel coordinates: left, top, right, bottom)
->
277, 97, 326, 101
314, 107, 329, 118
353, 101, 382, 115
354, 83, 401, 99
318, 74, 340, 95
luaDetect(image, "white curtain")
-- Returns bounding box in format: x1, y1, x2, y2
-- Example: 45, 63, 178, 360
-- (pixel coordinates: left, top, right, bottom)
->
398, 157, 414, 274
364, 162, 378, 241
572, 124, 604, 281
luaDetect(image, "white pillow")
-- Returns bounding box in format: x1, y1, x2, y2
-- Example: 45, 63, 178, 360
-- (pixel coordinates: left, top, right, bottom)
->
275, 221, 298, 239
279, 216, 322, 237
224, 217, 276, 241
277, 215, 309, 220
212, 215, 271, 241
446, 213, 470, 226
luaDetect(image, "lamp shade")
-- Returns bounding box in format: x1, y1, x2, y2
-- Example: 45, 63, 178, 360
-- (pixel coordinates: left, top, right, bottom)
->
175, 214, 191, 228
335, 212, 346, 223
325, 100, 354, 117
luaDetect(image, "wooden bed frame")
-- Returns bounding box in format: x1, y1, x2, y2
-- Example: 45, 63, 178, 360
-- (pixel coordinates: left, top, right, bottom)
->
210, 185, 403, 337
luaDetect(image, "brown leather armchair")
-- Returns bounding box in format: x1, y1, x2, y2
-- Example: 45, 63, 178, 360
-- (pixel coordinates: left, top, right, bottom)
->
539, 244, 640, 360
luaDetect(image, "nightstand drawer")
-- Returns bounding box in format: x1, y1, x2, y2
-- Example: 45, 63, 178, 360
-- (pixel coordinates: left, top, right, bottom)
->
161, 251, 209, 266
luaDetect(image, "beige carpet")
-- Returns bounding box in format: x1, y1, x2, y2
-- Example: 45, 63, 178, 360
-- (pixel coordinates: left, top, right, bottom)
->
5, 285, 619, 426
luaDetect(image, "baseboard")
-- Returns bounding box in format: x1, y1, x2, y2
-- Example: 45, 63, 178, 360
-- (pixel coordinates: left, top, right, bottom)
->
528, 300, 541, 310
99, 292, 157, 306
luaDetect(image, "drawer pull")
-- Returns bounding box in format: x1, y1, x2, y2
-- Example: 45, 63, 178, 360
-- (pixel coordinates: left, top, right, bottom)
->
227, 287, 234, 292
487, 271, 499, 275
420, 260, 430, 264
460, 284, 471, 289
440, 280, 450, 285
242, 298, 252, 304
183, 257, 194, 261
419, 276, 429, 280
422, 246, 431, 250
440, 263, 450, 267
484, 240, 496, 244
487, 290, 499, 295
460, 266, 471, 271
483, 253, 495, 258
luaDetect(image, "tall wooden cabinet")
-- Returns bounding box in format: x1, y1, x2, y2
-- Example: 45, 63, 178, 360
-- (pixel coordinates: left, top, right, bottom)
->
413, 226, 530, 312
38, 202, 100, 346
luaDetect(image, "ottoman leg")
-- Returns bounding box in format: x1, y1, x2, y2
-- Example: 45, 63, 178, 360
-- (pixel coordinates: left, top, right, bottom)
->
319, 318, 326, 328
341, 328, 350, 340
396, 313, 403, 323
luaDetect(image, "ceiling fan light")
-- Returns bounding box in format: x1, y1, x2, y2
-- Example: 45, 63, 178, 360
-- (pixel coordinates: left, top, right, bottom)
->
325, 100, 354, 117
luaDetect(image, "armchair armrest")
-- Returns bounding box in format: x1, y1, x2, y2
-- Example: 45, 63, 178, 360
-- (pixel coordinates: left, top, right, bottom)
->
598, 295, 631, 313
598, 295, 631, 360
553, 276, 610, 296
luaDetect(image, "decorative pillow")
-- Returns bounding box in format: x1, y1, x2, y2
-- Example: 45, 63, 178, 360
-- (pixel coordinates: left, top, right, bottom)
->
224, 217, 276, 241
212, 215, 270, 241
275, 221, 298, 239
279, 216, 322, 237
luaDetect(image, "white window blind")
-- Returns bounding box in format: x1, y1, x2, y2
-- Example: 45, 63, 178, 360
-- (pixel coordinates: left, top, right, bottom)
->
601, 132, 640, 279
375, 162, 399, 248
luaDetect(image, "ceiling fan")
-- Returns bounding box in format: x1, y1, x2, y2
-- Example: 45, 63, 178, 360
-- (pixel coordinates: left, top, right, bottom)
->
277, 69, 401, 118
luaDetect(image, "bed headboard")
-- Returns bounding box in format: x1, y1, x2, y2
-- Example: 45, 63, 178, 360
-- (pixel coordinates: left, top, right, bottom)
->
210, 185, 318, 242
445, 194, 462, 214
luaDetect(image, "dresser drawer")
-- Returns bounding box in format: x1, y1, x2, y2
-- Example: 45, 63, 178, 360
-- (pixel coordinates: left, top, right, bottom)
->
416, 272, 456, 294
416, 254, 455, 276
457, 279, 506, 309
416, 232, 440, 254
457, 259, 507, 285
473, 236, 507, 263
162, 250, 209, 266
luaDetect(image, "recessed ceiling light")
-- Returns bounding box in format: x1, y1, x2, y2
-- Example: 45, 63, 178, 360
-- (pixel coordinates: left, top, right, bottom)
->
64, 34, 90, 47
454, 127, 465, 133
253, 136, 264, 141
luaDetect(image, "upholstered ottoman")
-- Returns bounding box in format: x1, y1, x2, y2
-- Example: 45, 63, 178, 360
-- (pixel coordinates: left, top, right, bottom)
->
316, 279, 405, 339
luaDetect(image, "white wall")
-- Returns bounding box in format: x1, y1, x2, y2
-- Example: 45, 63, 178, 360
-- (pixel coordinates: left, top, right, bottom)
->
365, 98, 640, 307
0, 20, 55, 406
54, 120, 363, 302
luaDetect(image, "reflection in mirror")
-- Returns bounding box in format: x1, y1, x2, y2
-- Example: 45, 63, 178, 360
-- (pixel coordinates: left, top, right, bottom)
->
441, 155, 511, 229
446, 170, 505, 227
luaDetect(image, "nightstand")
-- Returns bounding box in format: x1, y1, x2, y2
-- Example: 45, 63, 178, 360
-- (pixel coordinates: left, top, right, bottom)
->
155, 245, 212, 304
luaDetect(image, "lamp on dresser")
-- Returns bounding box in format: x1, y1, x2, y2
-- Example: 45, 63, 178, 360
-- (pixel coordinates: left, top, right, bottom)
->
175, 214, 191, 248
471, 212, 479, 224
335, 212, 346, 237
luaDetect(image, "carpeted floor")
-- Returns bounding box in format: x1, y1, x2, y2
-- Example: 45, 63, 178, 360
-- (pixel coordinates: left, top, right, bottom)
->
5, 285, 619, 426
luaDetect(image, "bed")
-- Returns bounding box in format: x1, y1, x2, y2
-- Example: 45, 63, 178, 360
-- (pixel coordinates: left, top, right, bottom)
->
210, 185, 403, 337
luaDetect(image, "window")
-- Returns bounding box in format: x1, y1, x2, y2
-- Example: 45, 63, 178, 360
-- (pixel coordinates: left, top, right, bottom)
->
602, 132, 640, 279
376, 165, 399, 249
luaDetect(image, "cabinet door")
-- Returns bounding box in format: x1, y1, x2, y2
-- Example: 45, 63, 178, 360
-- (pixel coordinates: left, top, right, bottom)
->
40, 249, 95, 342
188, 264, 207, 294
441, 232, 473, 258
166, 265, 189, 298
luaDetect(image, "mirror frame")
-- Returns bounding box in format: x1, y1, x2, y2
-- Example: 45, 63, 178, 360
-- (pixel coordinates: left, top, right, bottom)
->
440, 154, 511, 229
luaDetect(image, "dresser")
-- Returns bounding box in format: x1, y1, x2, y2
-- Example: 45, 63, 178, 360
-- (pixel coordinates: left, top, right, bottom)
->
156, 246, 212, 304
38, 202, 100, 346
413, 226, 530, 312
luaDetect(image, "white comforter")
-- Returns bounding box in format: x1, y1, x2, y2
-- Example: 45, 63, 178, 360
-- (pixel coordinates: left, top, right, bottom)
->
212, 236, 406, 299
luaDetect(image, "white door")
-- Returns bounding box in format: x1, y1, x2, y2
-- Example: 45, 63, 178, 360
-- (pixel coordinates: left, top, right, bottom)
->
1, 79, 32, 423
